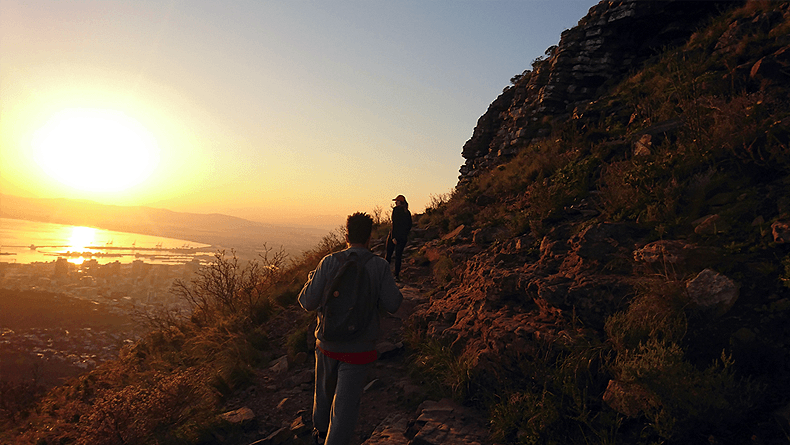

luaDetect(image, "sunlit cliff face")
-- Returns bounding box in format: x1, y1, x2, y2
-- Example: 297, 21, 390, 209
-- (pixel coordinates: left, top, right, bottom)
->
32, 108, 160, 194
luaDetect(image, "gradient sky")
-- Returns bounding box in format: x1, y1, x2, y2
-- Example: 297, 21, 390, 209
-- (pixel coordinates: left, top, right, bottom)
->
1, 0, 596, 229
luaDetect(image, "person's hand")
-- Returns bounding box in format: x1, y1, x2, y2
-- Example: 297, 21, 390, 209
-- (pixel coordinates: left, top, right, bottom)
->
392, 238, 397, 245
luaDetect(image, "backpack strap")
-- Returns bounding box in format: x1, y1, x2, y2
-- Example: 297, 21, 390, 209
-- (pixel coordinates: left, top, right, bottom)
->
343, 250, 375, 291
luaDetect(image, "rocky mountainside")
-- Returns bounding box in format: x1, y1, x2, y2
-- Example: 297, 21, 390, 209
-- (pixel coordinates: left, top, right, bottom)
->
461, 1, 741, 179
5, 2, 790, 445
403, 1, 790, 443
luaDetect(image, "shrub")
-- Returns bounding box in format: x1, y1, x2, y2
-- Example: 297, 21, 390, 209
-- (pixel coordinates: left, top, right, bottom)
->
604, 282, 688, 352
297, 227, 346, 268
611, 340, 761, 441
79, 367, 215, 445
431, 255, 455, 286
491, 391, 561, 445
489, 337, 618, 445
0, 369, 45, 424
605, 282, 765, 441
425, 190, 454, 214
286, 314, 314, 358
408, 336, 475, 402
172, 247, 287, 325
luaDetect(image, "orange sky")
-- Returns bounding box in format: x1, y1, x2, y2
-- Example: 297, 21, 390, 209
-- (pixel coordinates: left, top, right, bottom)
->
0, 0, 594, 229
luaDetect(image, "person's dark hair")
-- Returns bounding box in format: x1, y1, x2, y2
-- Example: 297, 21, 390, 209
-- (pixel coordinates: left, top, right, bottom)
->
346, 212, 373, 245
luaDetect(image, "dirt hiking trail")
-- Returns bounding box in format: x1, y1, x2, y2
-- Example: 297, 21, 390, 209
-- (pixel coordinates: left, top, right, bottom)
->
221, 279, 492, 445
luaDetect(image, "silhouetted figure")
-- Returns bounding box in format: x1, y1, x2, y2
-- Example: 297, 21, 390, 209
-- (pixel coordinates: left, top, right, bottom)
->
385, 195, 412, 280
298, 212, 402, 445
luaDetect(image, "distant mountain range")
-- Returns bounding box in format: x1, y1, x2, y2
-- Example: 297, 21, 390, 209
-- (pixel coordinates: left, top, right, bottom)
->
0, 194, 329, 258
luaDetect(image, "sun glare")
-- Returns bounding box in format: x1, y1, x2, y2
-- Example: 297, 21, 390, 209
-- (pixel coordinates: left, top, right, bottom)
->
65, 226, 98, 265
67, 226, 97, 250
32, 108, 160, 193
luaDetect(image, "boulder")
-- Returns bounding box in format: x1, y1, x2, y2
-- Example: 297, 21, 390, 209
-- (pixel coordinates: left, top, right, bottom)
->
569, 222, 641, 262
633, 240, 689, 264
772, 220, 790, 243
268, 355, 289, 374
291, 351, 307, 366
686, 269, 739, 317
633, 240, 725, 272
411, 226, 440, 241
376, 341, 405, 359
403, 398, 489, 445
289, 416, 309, 436
251, 427, 291, 445
290, 369, 314, 386
471, 227, 499, 245
362, 413, 410, 445
633, 134, 652, 156
693, 214, 729, 235
220, 406, 255, 424
442, 225, 470, 242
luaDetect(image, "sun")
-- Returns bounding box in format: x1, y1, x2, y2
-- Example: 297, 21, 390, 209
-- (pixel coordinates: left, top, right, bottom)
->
32, 108, 160, 193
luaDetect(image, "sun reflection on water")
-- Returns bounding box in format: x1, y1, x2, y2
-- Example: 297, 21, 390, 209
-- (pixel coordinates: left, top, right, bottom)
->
66, 226, 97, 265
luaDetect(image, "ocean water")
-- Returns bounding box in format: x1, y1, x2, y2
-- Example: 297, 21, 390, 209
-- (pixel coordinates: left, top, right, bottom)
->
0, 218, 210, 265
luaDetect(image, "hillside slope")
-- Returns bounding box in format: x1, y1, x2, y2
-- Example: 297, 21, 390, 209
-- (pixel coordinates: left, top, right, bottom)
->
406, 1, 790, 443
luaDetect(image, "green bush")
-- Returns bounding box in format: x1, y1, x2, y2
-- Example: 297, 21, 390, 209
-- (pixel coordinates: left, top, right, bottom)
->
488, 338, 618, 445
604, 282, 688, 352
605, 282, 765, 441
408, 336, 474, 402
286, 316, 314, 358
431, 255, 455, 286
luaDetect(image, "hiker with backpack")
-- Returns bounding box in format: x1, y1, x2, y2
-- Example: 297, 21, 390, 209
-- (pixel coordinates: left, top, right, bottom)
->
385, 194, 412, 281
298, 212, 403, 445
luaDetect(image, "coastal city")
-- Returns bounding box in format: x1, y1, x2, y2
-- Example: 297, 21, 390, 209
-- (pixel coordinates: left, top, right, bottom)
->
0, 256, 205, 385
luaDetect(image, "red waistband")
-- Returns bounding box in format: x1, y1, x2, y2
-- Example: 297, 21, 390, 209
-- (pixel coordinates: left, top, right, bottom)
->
318, 346, 378, 364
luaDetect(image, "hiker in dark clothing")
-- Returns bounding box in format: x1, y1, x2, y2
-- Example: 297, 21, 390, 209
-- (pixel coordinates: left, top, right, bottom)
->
298, 212, 403, 445
385, 195, 412, 280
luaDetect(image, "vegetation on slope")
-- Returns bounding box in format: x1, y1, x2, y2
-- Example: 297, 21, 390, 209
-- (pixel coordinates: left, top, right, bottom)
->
411, 3, 790, 444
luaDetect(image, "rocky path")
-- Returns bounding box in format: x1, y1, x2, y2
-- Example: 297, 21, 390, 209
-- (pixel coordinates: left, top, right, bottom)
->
222, 281, 491, 445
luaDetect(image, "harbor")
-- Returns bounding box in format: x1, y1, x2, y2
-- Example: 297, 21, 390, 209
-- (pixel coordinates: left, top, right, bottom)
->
1, 218, 214, 265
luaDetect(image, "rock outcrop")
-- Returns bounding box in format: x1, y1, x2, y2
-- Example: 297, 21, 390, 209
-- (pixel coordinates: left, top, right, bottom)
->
459, 0, 742, 181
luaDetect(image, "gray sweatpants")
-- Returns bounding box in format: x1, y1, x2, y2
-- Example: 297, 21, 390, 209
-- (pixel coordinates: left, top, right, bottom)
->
313, 348, 372, 445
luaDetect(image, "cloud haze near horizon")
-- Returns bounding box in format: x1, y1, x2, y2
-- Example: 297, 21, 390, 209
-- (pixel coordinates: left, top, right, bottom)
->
1, 0, 595, 229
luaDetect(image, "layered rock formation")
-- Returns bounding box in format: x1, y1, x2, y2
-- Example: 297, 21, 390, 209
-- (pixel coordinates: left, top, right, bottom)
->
459, 0, 742, 181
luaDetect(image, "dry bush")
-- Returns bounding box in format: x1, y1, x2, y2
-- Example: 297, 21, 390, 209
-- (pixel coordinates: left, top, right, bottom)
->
488, 335, 616, 445
425, 190, 453, 214
76, 368, 214, 445
172, 247, 286, 325
298, 227, 346, 267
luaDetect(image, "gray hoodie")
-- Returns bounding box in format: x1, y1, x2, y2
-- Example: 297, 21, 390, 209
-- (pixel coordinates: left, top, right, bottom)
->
298, 247, 403, 353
